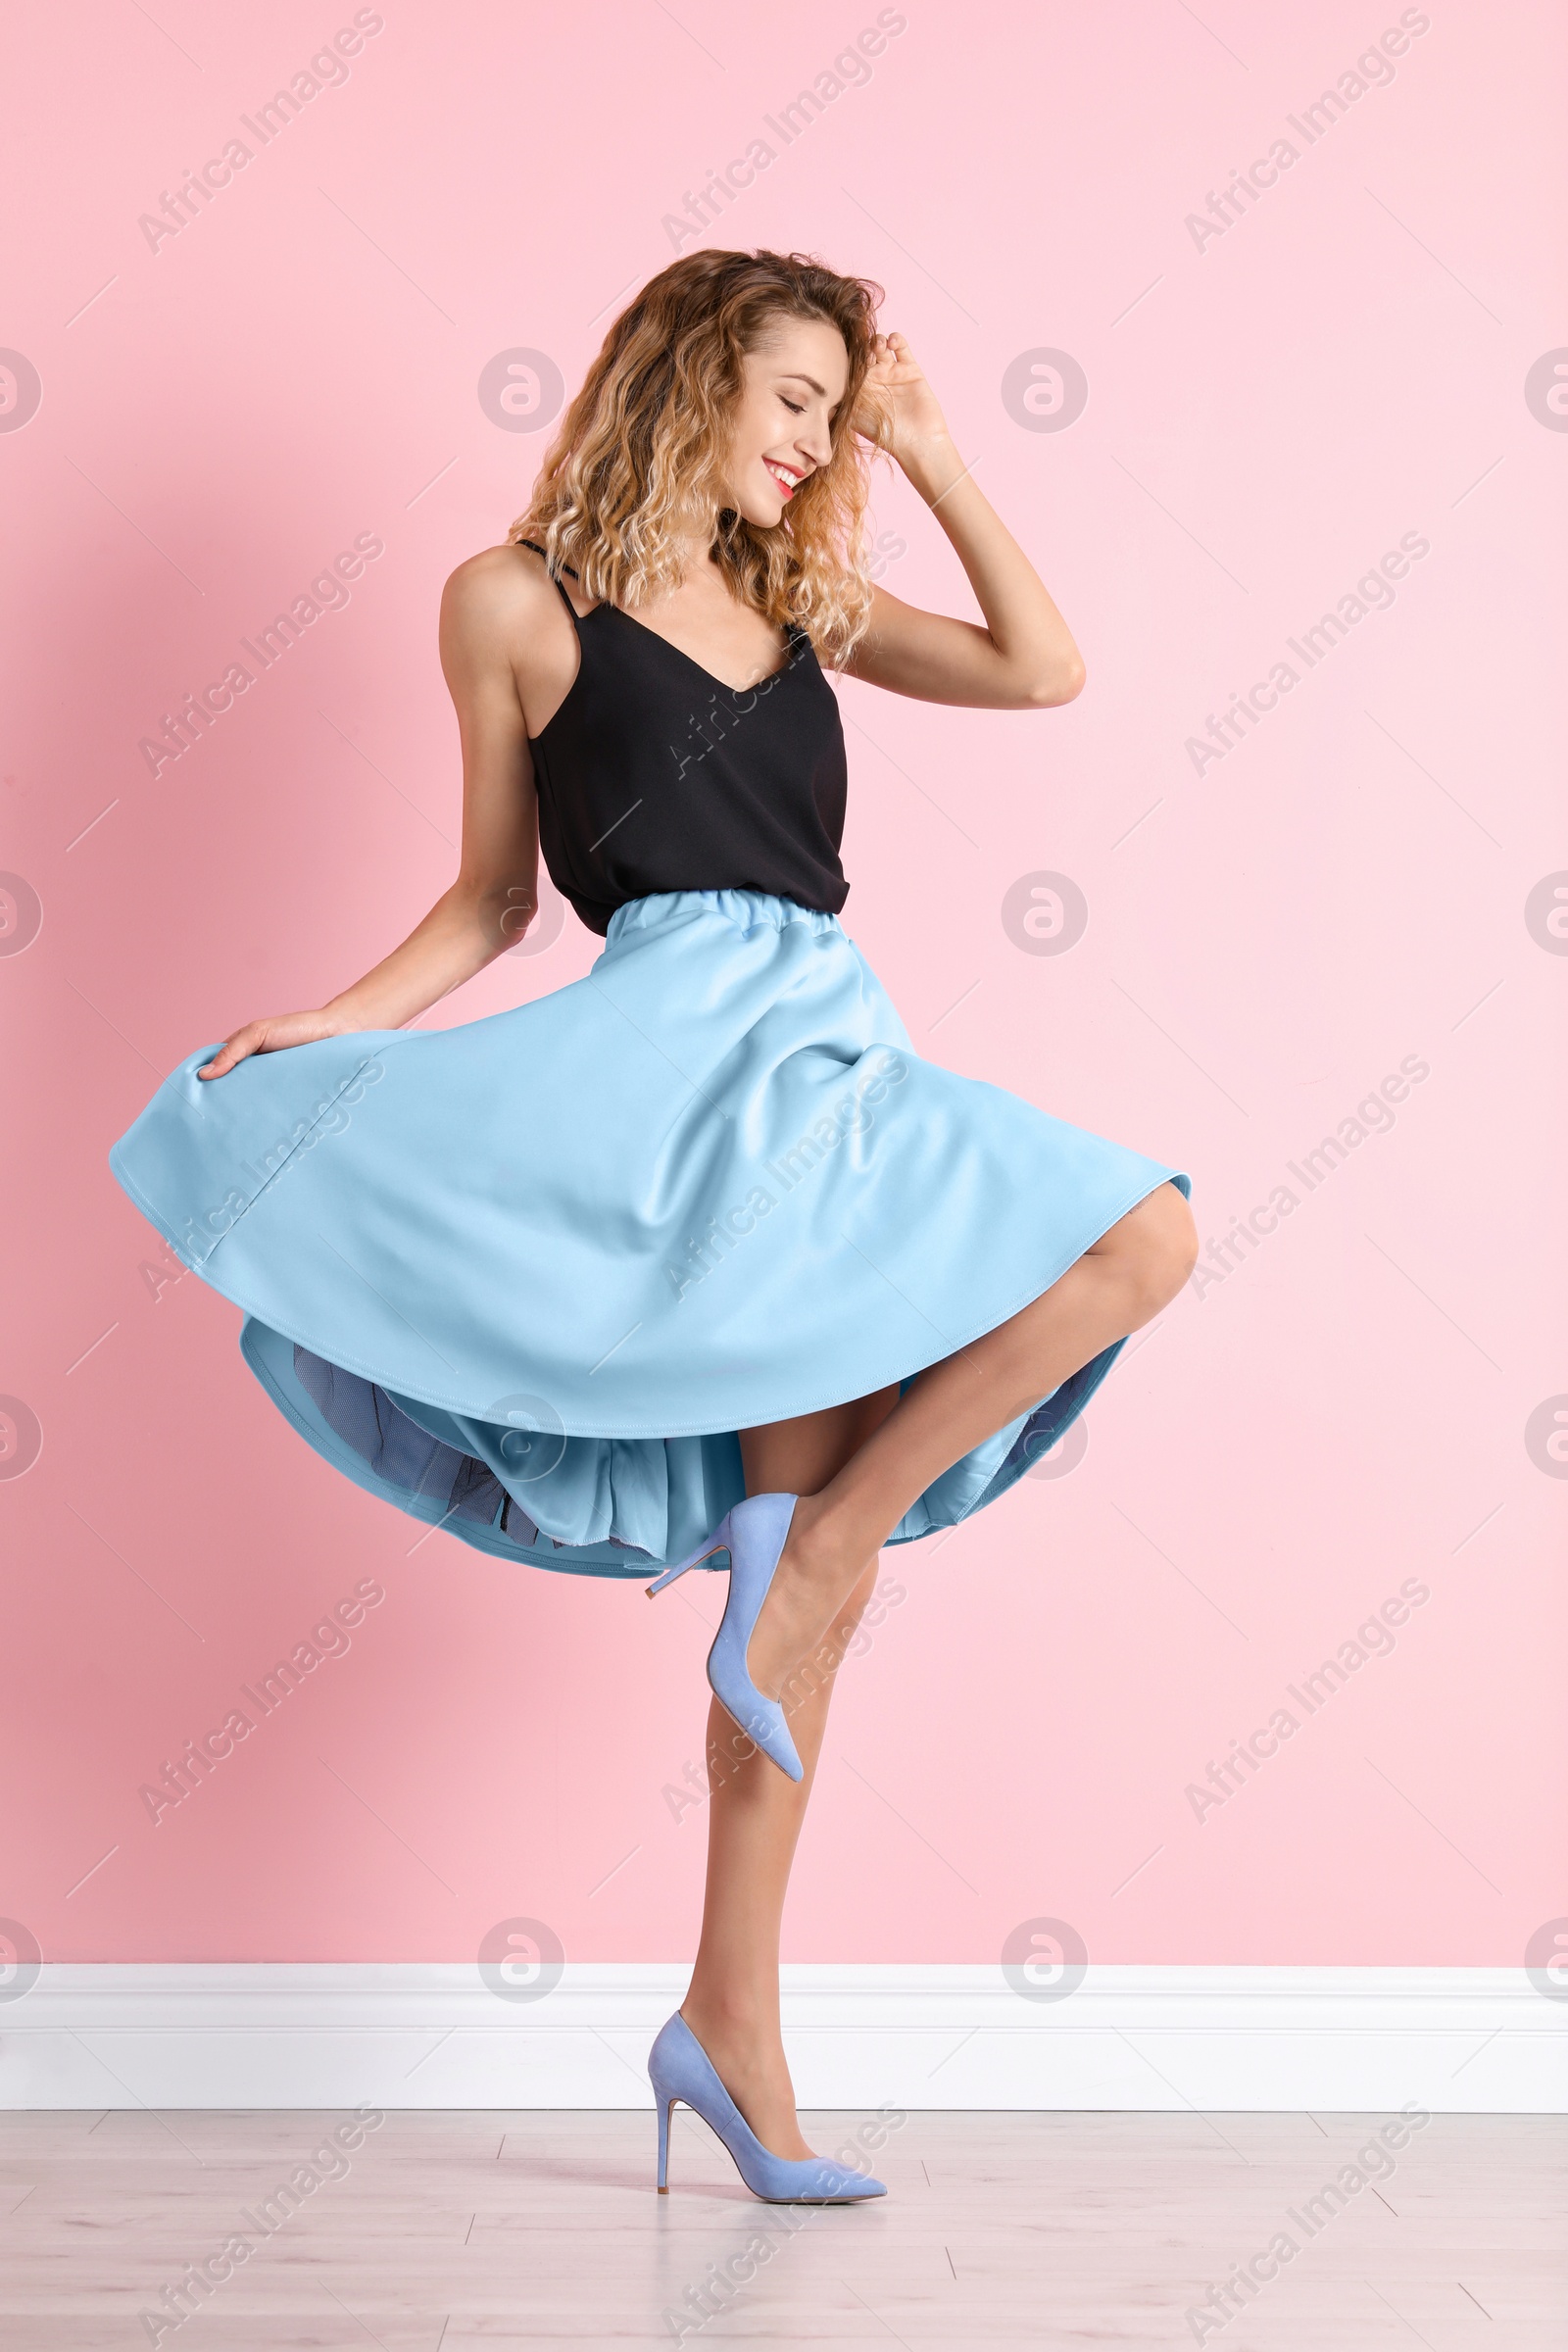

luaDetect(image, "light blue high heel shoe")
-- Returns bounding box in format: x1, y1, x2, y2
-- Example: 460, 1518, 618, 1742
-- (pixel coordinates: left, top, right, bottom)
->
649, 2010, 887, 2202
646, 1490, 804, 1783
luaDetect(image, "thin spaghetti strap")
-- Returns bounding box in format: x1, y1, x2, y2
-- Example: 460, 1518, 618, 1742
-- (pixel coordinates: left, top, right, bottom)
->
515, 537, 582, 621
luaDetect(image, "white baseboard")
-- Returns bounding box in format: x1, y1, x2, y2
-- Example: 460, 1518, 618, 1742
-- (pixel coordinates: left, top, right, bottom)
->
2, 1964, 1561, 2112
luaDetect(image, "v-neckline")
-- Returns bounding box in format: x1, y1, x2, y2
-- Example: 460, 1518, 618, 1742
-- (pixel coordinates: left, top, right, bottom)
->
594, 601, 800, 697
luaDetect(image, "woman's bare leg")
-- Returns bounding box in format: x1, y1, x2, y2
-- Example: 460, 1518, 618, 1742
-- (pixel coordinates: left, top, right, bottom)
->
678, 1387, 899, 2159
675, 1183, 1197, 2156
746, 1179, 1199, 1696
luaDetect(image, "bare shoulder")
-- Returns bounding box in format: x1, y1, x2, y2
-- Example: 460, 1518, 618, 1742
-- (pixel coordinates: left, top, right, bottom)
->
440, 540, 574, 691
440, 541, 578, 734
441, 541, 560, 642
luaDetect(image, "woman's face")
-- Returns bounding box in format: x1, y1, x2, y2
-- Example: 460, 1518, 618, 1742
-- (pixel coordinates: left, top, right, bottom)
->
719, 316, 852, 528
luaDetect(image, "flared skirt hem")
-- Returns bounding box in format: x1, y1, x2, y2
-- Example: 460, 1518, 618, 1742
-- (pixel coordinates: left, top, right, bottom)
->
106, 888, 1194, 1578
112, 1152, 1182, 1444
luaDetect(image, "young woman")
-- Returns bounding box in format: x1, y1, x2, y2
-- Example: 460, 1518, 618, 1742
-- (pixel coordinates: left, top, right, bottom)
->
110, 249, 1197, 2205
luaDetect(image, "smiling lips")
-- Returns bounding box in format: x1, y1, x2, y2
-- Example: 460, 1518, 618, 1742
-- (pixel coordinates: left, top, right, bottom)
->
763, 459, 806, 499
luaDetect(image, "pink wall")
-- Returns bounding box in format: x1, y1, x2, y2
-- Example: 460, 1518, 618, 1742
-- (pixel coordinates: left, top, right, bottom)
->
2, 0, 1562, 1973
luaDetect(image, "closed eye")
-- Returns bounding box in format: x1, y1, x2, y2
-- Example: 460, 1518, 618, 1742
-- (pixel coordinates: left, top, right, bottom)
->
780, 396, 806, 415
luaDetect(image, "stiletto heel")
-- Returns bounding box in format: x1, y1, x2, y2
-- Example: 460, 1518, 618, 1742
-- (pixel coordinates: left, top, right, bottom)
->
645, 1492, 805, 1781
647, 2010, 886, 2204
644, 1519, 730, 1597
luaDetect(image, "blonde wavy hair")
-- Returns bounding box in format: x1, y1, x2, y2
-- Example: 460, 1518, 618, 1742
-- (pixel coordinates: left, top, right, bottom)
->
508, 249, 886, 667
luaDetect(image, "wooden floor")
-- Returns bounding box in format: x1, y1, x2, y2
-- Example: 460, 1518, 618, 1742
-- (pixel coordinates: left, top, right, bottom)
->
0, 2107, 1563, 2347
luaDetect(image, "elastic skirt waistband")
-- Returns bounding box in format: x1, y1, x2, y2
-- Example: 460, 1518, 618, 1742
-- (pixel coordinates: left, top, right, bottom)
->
603, 889, 845, 946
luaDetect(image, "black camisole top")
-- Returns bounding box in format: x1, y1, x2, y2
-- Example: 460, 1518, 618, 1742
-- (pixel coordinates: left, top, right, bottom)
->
516, 540, 850, 937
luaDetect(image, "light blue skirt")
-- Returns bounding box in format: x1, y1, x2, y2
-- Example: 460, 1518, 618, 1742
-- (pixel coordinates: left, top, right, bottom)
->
109, 890, 1190, 1578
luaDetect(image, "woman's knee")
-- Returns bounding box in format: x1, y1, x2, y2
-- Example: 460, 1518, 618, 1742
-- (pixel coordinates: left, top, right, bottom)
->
1121, 1181, 1199, 1312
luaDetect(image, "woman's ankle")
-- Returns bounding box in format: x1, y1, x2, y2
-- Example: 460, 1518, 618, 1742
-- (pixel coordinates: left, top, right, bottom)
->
680, 1988, 778, 2044
795, 1488, 884, 1582
678, 2012, 814, 2159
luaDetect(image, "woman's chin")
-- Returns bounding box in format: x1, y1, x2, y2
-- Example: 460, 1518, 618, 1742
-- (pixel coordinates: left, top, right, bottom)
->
728, 488, 787, 530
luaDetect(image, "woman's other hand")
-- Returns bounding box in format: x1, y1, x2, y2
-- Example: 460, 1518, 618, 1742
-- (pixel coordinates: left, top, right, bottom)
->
198, 1008, 348, 1079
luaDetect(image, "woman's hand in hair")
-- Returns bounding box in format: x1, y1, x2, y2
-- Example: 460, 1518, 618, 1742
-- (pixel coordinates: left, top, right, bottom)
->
855, 331, 953, 472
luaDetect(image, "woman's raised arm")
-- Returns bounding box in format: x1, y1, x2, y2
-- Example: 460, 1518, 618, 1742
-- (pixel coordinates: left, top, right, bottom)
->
842, 331, 1086, 711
